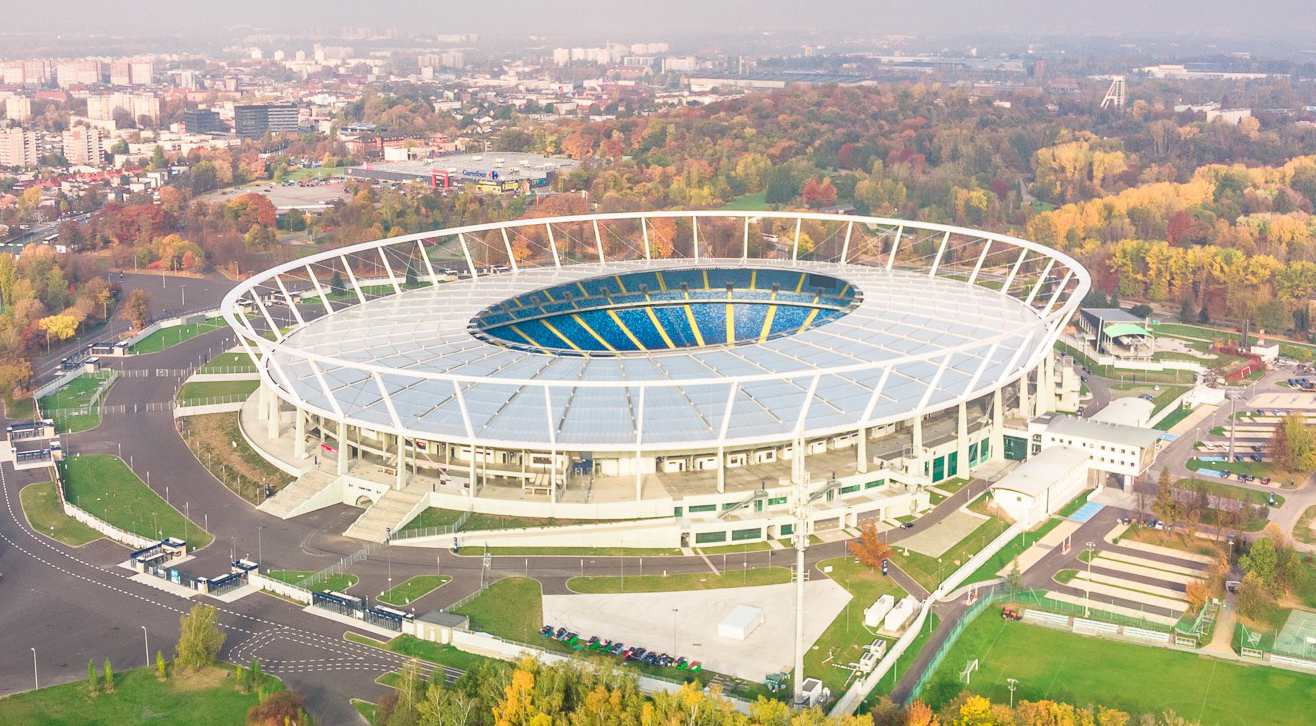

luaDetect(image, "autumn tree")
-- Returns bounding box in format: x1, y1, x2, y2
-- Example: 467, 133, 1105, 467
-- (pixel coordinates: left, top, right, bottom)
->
174, 603, 225, 671
847, 521, 893, 571
125, 289, 151, 329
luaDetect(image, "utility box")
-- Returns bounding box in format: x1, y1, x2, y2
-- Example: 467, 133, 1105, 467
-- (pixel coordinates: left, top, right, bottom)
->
717, 604, 764, 640
864, 594, 895, 628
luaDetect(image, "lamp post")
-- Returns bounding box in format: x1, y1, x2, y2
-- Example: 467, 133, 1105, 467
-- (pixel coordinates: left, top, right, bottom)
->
141, 626, 149, 667
671, 607, 679, 653
30, 648, 37, 690
1007, 678, 1018, 709
257, 526, 265, 565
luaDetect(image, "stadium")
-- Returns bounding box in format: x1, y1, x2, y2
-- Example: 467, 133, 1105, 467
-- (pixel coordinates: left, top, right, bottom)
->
223, 211, 1089, 547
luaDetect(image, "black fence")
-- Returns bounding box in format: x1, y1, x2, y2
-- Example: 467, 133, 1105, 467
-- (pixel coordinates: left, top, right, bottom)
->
311, 590, 413, 632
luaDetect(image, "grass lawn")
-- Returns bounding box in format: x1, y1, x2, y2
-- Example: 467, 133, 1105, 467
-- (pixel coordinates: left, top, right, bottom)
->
1055, 489, 1094, 518
935, 477, 972, 495
378, 575, 451, 606
197, 352, 254, 374
452, 576, 543, 643
892, 516, 1009, 592
719, 192, 769, 210
5, 396, 35, 419
454, 545, 683, 556
179, 412, 294, 503
568, 567, 789, 593
1296, 506, 1316, 545
861, 614, 941, 705
39, 373, 115, 433
0, 665, 269, 726
19, 481, 101, 546
364, 633, 507, 672
1155, 405, 1192, 431
130, 317, 227, 354
60, 456, 211, 548
401, 506, 623, 534
1173, 477, 1283, 507
696, 540, 771, 554
1119, 526, 1225, 559
263, 570, 358, 593
922, 615, 1316, 725
962, 517, 1062, 586
352, 699, 378, 726
808, 556, 909, 694
176, 380, 259, 406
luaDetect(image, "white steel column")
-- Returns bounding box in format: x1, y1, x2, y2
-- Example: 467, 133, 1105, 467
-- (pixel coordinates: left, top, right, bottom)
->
990, 388, 1004, 463
396, 434, 407, 490
691, 214, 700, 263
339, 254, 368, 305
416, 239, 440, 285
968, 239, 992, 285
337, 420, 349, 475
641, 217, 651, 261
458, 233, 479, 279
378, 247, 403, 294
293, 409, 306, 460
928, 231, 950, 276
957, 402, 969, 477
304, 264, 334, 316
840, 221, 854, 265
546, 223, 561, 268
593, 219, 605, 263
634, 387, 645, 502
500, 228, 518, 273
742, 217, 750, 260
791, 218, 802, 262
886, 226, 904, 270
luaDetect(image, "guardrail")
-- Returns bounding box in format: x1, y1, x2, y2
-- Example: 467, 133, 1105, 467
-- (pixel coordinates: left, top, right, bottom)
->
391, 510, 472, 541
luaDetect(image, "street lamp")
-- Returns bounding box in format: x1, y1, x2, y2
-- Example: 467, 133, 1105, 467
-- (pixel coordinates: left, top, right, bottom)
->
1007, 678, 1019, 709
141, 626, 149, 667
672, 608, 679, 653
30, 647, 37, 690
257, 526, 265, 564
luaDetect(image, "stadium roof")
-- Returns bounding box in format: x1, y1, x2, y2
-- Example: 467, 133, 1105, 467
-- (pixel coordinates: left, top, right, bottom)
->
267, 258, 1053, 452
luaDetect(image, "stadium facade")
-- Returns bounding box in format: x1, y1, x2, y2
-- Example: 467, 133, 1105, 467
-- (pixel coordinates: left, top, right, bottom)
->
224, 211, 1089, 547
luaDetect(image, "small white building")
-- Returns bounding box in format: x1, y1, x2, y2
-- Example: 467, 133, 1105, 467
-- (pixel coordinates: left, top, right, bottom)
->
717, 604, 764, 640
1090, 397, 1155, 428
989, 445, 1090, 527
863, 594, 895, 628
883, 596, 917, 632
1031, 414, 1161, 486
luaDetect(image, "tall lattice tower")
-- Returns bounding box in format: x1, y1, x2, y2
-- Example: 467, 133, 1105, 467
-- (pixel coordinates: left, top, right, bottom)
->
1100, 76, 1126, 110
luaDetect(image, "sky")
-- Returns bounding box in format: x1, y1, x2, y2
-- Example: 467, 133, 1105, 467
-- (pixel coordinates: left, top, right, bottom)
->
6, 0, 1316, 44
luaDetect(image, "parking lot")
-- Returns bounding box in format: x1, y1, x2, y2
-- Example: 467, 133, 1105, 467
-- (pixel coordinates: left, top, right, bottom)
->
198, 178, 347, 210
542, 580, 851, 682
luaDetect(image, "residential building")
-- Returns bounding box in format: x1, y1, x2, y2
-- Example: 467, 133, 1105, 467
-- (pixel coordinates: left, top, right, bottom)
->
234, 103, 299, 139
1, 95, 32, 122
0, 127, 40, 168
109, 59, 153, 86
1, 59, 51, 86
86, 93, 161, 123
62, 126, 104, 166
55, 59, 102, 87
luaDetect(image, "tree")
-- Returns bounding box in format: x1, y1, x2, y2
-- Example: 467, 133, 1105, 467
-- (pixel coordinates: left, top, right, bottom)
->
38, 314, 79, 344
250, 658, 262, 696
847, 521, 893, 571
1241, 536, 1278, 590
329, 271, 346, 297
125, 289, 151, 329
1151, 469, 1178, 524
174, 603, 225, 671
1236, 572, 1273, 622
1006, 558, 1024, 593
102, 658, 114, 693
1185, 580, 1210, 611
1269, 417, 1295, 471
246, 690, 311, 726
87, 658, 98, 695
157, 650, 166, 681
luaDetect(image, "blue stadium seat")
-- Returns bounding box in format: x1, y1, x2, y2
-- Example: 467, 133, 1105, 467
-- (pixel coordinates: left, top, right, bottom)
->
690, 303, 727, 344
653, 305, 697, 346
660, 269, 705, 292
769, 306, 810, 336
754, 269, 805, 292
714, 268, 753, 291
506, 319, 565, 349
620, 271, 661, 295
733, 303, 769, 340
614, 309, 667, 349
541, 314, 596, 350
575, 311, 640, 352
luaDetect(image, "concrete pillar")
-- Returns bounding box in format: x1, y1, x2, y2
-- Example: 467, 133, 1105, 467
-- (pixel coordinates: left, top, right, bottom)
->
856, 427, 868, 474
1017, 373, 1031, 421
395, 434, 407, 490
990, 388, 1005, 463
910, 416, 924, 478
1039, 351, 1056, 413
293, 409, 306, 460
791, 437, 806, 485
716, 447, 726, 493
336, 421, 349, 475
469, 446, 478, 497
957, 402, 969, 475
634, 455, 643, 502
258, 382, 270, 423
549, 449, 557, 503
267, 394, 280, 440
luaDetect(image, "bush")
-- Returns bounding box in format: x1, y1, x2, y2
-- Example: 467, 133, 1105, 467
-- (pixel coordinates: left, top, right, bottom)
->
246, 690, 310, 726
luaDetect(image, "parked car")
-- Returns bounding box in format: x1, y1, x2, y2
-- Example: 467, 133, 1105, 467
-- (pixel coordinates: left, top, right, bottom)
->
539, 625, 555, 638
899, 521, 915, 529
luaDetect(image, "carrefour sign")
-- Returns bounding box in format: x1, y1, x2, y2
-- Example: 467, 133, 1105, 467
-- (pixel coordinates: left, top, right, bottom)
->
461, 169, 499, 180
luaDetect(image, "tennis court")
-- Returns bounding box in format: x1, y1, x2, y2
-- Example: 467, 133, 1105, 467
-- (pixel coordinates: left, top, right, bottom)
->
1274, 609, 1316, 659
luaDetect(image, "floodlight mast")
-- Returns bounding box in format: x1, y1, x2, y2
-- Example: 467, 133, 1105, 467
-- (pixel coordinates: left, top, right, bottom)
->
791, 471, 810, 707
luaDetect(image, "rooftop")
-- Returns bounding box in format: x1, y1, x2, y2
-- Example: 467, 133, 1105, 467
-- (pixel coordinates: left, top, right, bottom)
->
1045, 414, 1162, 448
990, 445, 1089, 498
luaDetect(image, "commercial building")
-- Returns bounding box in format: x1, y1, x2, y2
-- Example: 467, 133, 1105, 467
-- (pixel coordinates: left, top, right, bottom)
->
224, 211, 1088, 547
183, 108, 228, 135
234, 103, 300, 139
62, 126, 104, 167
345, 152, 579, 193
0, 127, 40, 168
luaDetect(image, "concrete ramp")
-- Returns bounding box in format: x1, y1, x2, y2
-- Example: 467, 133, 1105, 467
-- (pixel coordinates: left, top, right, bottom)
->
343, 488, 426, 542
258, 468, 341, 519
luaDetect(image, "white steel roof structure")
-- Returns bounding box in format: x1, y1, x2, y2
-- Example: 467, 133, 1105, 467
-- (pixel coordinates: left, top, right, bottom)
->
223, 211, 1090, 455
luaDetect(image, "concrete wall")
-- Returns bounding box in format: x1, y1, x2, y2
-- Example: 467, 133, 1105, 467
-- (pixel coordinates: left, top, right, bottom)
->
401, 517, 684, 549
61, 497, 154, 549
174, 401, 245, 418
249, 571, 313, 604
123, 308, 222, 350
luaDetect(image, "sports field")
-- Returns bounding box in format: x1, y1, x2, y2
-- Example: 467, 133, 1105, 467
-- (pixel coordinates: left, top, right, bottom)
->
924, 615, 1316, 725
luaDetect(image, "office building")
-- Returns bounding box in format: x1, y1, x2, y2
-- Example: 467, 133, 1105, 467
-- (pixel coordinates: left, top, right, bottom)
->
183, 109, 228, 135
234, 103, 299, 139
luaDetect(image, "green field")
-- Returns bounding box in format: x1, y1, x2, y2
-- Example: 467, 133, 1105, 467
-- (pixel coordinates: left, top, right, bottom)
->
696, 540, 772, 554
130, 317, 227, 354
1155, 405, 1192, 431
351, 633, 506, 673
0, 665, 268, 726
263, 569, 358, 593
808, 557, 908, 694
176, 380, 260, 406
1173, 477, 1283, 507
452, 576, 543, 643
568, 567, 790, 593
454, 545, 684, 556
197, 352, 255, 373
60, 456, 212, 548
378, 575, 451, 606
39, 373, 115, 432
922, 615, 1316, 725
719, 192, 769, 210
19, 481, 101, 546
5, 396, 35, 419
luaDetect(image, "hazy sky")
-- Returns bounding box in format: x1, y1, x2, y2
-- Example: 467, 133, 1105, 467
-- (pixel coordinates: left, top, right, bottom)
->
7, 0, 1316, 43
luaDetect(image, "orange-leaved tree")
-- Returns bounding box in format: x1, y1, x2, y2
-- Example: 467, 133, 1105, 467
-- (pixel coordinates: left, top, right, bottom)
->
847, 521, 893, 571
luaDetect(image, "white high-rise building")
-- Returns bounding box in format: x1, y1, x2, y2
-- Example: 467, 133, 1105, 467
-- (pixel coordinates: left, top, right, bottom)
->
62, 126, 104, 167
2, 95, 32, 122
0, 127, 40, 168
55, 59, 102, 87
86, 93, 161, 123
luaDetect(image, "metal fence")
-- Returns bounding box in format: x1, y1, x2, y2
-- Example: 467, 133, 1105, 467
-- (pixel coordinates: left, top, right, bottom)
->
300, 541, 383, 591
391, 510, 472, 541
907, 585, 1024, 702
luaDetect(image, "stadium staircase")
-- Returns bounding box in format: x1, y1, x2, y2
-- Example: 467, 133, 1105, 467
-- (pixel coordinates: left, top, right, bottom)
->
343, 488, 427, 543
258, 467, 339, 519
